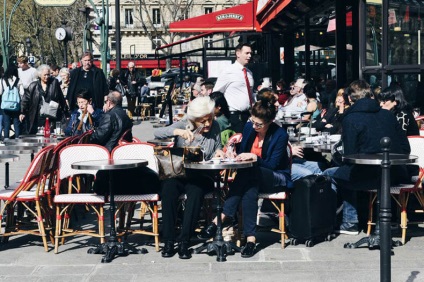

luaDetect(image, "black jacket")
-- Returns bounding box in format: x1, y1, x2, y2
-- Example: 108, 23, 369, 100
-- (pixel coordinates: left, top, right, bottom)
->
67, 66, 109, 111
334, 98, 410, 184
21, 78, 67, 133
89, 106, 132, 152
314, 107, 344, 134
120, 69, 142, 97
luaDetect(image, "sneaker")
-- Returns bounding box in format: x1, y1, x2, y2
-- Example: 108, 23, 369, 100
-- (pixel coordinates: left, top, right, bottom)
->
335, 222, 359, 235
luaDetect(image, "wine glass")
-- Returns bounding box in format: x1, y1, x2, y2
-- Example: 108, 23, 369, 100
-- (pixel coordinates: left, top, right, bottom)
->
200, 145, 207, 163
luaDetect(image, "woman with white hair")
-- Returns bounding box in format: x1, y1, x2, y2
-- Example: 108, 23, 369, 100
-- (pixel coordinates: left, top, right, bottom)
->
59, 67, 71, 100
20, 64, 68, 134
154, 96, 224, 259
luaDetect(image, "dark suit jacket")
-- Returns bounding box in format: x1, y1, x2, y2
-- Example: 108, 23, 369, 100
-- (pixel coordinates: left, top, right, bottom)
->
240, 122, 293, 188
334, 98, 410, 184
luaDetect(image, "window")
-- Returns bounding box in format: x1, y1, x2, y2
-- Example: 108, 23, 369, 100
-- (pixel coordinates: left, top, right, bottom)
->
152, 36, 162, 49
205, 7, 213, 14
153, 8, 161, 26
125, 9, 134, 27
205, 35, 213, 47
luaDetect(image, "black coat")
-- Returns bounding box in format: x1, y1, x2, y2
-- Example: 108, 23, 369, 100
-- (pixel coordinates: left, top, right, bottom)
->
67, 66, 109, 111
21, 78, 67, 134
314, 107, 344, 134
89, 106, 132, 152
334, 98, 411, 184
120, 69, 142, 97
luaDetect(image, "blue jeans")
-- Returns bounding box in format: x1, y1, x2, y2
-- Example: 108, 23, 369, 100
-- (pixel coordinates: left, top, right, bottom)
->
3, 110, 20, 138
322, 167, 358, 224
292, 160, 323, 181
0, 112, 3, 138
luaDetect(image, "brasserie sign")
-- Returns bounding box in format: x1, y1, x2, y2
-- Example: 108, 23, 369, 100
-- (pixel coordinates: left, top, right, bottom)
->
216, 13, 244, 21
34, 0, 76, 6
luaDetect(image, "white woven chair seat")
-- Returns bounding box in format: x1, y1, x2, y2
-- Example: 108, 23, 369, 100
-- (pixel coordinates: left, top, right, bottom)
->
114, 194, 159, 202
259, 192, 287, 200
369, 184, 416, 195
54, 194, 105, 204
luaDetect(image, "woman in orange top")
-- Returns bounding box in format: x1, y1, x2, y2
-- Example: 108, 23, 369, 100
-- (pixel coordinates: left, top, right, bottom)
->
199, 94, 292, 258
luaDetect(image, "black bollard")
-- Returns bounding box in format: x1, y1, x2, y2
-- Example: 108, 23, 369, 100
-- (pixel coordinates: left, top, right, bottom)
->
380, 137, 391, 282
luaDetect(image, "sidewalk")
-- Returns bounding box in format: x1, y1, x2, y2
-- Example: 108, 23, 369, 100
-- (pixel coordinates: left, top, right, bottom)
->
0, 119, 423, 281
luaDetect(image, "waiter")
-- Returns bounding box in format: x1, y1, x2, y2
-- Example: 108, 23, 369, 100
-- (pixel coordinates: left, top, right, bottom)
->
213, 43, 254, 133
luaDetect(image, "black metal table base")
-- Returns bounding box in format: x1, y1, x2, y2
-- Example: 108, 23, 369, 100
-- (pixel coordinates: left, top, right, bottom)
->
194, 240, 241, 262
88, 240, 148, 263
344, 234, 402, 249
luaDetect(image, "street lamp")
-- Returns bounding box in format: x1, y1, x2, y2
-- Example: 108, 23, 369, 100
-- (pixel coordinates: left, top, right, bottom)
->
25, 37, 32, 56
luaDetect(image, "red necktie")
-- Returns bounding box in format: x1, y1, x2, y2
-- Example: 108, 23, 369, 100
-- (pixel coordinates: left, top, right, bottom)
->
243, 67, 253, 107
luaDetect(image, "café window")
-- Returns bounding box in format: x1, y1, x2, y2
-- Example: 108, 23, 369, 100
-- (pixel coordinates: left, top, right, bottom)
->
387, 0, 424, 65
205, 35, 213, 48
125, 9, 134, 28
365, 1, 382, 66
152, 36, 162, 49
152, 8, 161, 26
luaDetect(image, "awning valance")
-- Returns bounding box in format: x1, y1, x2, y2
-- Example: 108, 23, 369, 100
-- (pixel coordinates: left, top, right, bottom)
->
169, 2, 260, 33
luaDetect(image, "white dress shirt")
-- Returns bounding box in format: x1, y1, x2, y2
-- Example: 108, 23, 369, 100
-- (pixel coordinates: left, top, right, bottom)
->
277, 93, 307, 117
213, 61, 253, 112
18, 67, 37, 90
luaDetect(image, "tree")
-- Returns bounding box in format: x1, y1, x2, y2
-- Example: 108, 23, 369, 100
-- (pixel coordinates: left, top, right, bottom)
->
131, 0, 195, 69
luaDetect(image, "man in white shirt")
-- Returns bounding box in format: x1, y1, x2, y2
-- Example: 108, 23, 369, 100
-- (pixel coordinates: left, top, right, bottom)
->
17, 56, 37, 91
213, 43, 254, 133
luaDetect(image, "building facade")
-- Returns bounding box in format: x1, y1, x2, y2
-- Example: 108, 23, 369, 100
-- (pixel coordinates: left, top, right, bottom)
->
88, 0, 249, 75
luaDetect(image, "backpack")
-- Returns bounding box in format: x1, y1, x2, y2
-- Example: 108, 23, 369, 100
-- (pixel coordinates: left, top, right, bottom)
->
1, 78, 20, 111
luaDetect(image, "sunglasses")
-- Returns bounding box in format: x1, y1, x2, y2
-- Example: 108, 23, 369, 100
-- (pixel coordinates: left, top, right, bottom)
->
249, 118, 265, 128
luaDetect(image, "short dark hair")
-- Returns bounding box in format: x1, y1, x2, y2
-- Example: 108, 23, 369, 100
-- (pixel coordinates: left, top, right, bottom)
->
346, 80, 372, 103
378, 84, 409, 113
210, 91, 230, 119
235, 43, 252, 53
76, 89, 91, 101
201, 81, 214, 91
17, 56, 28, 64
50, 64, 60, 72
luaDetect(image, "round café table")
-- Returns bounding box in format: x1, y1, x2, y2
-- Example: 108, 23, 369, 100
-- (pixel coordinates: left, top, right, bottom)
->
0, 154, 20, 189
71, 159, 148, 263
146, 138, 174, 147
4, 140, 59, 147
0, 145, 43, 161
279, 119, 302, 126
342, 142, 418, 282
184, 159, 256, 262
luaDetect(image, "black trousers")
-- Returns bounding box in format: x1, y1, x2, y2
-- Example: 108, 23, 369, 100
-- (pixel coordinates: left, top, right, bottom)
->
160, 175, 213, 242
229, 111, 250, 133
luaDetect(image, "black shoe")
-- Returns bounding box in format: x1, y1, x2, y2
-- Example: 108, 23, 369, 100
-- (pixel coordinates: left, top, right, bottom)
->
198, 222, 217, 239
241, 242, 256, 258
177, 241, 192, 259
161, 241, 175, 258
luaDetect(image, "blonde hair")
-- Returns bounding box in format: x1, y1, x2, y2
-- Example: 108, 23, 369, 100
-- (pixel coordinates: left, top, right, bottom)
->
185, 96, 215, 130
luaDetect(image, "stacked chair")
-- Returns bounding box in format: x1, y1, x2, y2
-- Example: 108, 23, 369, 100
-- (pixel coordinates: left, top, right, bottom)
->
0, 145, 55, 251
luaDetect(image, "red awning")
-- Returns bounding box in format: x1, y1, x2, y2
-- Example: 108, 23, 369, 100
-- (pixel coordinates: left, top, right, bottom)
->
256, 0, 292, 29
169, 2, 260, 33
90, 59, 186, 70
327, 11, 353, 32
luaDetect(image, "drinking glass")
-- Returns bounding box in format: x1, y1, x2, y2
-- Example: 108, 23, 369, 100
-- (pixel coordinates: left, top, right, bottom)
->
200, 145, 207, 163
287, 126, 295, 137
322, 132, 330, 145
56, 121, 62, 134
413, 108, 421, 118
